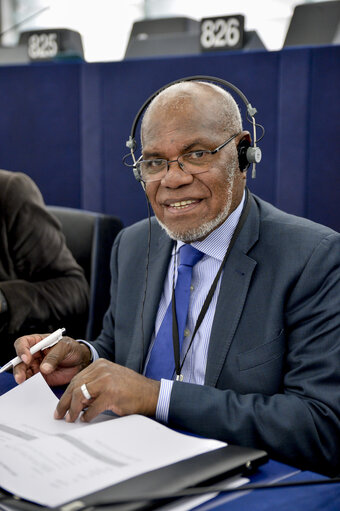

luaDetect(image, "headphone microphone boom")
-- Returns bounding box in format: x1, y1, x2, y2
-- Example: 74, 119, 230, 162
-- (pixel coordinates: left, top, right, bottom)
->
125, 75, 264, 180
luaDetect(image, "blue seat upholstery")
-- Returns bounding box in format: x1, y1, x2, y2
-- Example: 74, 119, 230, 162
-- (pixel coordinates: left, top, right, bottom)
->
47, 206, 123, 341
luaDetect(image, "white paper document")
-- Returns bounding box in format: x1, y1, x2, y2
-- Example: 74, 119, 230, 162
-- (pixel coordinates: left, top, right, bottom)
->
0, 372, 111, 444
0, 374, 226, 508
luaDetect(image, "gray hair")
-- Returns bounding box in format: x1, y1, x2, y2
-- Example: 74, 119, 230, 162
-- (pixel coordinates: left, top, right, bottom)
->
141, 80, 243, 138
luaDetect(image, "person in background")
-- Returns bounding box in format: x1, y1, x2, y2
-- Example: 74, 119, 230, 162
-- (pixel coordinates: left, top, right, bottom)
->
12, 80, 340, 476
0, 169, 89, 363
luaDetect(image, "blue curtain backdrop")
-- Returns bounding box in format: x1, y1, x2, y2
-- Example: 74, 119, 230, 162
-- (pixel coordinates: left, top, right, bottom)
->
0, 45, 339, 231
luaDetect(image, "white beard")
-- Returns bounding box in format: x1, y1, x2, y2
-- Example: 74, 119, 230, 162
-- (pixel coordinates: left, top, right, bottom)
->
155, 160, 238, 242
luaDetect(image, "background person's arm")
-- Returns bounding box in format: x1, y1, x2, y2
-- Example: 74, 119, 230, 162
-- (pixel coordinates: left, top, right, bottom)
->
0, 171, 89, 346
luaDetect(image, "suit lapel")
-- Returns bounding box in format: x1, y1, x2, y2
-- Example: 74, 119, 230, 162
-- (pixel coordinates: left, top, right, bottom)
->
126, 194, 260, 378
205, 194, 260, 386
126, 223, 173, 371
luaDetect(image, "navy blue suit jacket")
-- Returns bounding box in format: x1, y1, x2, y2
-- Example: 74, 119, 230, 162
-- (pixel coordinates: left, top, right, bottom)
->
92, 192, 340, 476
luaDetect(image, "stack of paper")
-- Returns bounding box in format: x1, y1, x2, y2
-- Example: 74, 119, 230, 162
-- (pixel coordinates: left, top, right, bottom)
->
0, 374, 226, 508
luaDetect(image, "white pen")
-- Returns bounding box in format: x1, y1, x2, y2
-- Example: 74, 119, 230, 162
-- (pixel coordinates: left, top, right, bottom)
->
0, 327, 65, 373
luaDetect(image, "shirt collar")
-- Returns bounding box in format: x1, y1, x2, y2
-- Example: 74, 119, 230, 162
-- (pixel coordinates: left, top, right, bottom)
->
176, 190, 246, 262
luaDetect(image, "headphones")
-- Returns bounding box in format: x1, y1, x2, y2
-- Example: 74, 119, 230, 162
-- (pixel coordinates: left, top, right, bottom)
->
125, 75, 264, 180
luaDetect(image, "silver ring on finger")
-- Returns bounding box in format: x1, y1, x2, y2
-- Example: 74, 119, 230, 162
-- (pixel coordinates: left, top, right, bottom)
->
80, 383, 92, 400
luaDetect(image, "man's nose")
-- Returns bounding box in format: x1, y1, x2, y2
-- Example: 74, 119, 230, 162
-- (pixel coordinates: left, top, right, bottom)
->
160, 160, 193, 187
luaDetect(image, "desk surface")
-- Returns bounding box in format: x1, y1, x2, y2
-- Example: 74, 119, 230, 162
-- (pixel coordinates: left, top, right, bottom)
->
199, 460, 340, 511
0, 369, 16, 394
1, 371, 339, 511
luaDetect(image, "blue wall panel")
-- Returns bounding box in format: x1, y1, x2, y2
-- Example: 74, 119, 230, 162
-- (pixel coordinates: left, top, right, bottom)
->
0, 46, 338, 231
0, 62, 82, 208
306, 46, 340, 231
276, 48, 312, 217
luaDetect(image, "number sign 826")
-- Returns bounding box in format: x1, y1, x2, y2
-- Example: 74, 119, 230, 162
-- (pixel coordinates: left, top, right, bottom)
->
200, 16, 244, 51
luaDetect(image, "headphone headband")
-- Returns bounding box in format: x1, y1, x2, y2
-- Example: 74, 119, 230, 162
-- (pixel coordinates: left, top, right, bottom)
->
125, 75, 264, 179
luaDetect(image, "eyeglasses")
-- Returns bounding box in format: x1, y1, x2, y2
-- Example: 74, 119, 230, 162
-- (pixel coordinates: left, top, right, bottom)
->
133, 133, 239, 183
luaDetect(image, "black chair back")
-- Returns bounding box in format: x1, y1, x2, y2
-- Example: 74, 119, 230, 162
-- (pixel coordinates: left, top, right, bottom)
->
47, 206, 123, 341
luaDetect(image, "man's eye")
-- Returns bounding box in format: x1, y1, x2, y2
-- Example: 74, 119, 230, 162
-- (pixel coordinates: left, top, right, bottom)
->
184, 151, 209, 163
141, 159, 166, 174
191, 151, 206, 159
144, 160, 164, 168
153, 159, 165, 166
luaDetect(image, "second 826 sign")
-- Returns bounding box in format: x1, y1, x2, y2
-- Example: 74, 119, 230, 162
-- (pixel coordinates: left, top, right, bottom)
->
200, 15, 245, 52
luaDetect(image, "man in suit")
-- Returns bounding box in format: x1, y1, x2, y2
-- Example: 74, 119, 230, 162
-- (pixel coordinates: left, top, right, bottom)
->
13, 80, 340, 476
0, 169, 89, 363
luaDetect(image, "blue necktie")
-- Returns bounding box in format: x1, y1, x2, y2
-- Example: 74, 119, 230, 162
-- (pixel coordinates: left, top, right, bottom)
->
145, 244, 203, 380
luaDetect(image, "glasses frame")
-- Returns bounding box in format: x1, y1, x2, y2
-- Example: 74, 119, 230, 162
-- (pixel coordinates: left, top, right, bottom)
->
134, 132, 240, 183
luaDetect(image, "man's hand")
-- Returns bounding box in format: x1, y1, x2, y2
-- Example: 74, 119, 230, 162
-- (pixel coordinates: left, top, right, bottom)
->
54, 359, 161, 423
13, 334, 92, 386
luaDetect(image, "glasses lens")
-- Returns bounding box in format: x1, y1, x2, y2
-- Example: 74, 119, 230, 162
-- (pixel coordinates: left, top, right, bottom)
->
179, 151, 213, 173
138, 159, 167, 182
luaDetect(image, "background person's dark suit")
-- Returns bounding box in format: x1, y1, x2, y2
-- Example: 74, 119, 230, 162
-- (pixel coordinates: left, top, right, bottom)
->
92, 192, 340, 476
0, 170, 89, 362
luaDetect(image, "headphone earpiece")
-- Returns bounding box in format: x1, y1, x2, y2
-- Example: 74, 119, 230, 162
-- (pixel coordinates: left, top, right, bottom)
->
237, 139, 251, 171
238, 139, 262, 172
